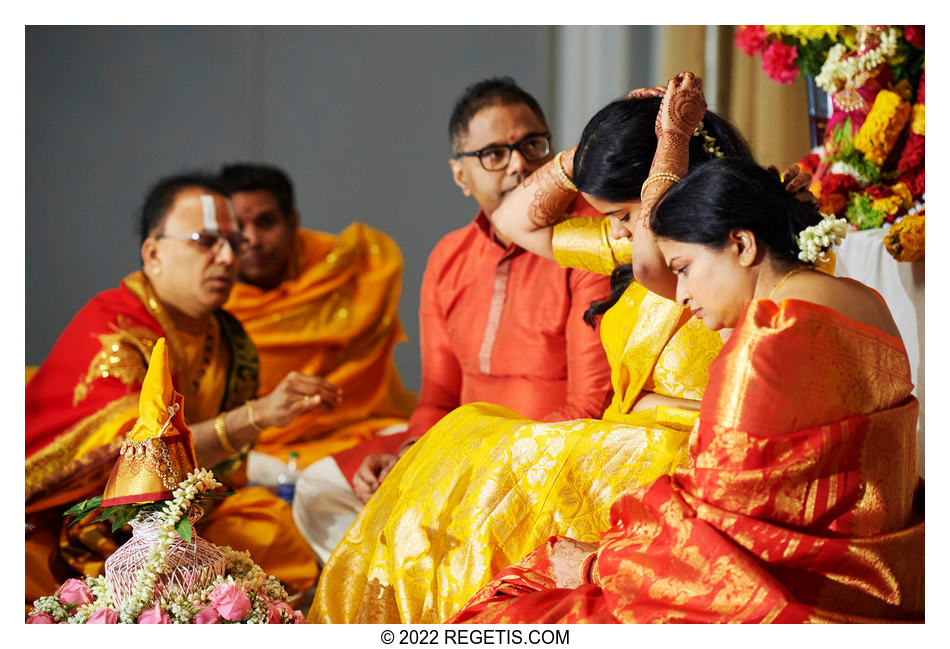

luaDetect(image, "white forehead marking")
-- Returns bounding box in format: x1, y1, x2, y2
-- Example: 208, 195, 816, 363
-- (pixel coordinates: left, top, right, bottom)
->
226, 198, 237, 229
200, 194, 217, 231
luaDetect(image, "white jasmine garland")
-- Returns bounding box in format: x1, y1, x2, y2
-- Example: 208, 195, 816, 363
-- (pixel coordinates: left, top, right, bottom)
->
815, 27, 899, 94
32, 595, 69, 622
828, 161, 874, 186
797, 213, 849, 262
31, 467, 303, 624
116, 468, 221, 623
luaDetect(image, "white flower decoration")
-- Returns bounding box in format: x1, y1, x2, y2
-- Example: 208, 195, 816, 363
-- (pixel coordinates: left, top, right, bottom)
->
796, 213, 849, 263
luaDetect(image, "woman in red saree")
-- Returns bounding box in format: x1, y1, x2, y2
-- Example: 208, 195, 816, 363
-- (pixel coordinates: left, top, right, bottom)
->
451, 158, 924, 623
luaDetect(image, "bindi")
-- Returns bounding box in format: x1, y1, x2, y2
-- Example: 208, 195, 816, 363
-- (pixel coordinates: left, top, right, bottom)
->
508, 135, 516, 142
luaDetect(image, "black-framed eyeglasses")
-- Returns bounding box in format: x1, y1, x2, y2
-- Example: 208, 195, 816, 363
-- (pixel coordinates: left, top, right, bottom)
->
155, 231, 247, 252
456, 133, 552, 171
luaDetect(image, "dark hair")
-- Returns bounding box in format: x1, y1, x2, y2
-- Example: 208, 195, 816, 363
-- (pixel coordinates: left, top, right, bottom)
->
138, 172, 227, 245
218, 163, 297, 218
650, 157, 824, 266
448, 76, 548, 153
577, 97, 755, 326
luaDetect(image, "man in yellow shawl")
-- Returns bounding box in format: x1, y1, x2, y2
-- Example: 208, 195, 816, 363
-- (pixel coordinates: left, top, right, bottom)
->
219, 163, 417, 476
26, 173, 332, 609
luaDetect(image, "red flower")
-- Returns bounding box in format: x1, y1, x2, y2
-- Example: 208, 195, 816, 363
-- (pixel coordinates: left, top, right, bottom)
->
735, 25, 769, 56
797, 152, 821, 175
897, 132, 925, 174
820, 193, 848, 217
904, 25, 924, 48
898, 167, 925, 199
864, 185, 891, 200
820, 173, 858, 196
761, 40, 799, 84
916, 67, 925, 104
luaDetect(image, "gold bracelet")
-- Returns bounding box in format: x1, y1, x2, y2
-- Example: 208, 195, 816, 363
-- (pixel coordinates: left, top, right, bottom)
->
578, 551, 597, 585
246, 399, 265, 433
553, 151, 578, 193
640, 172, 681, 199
214, 412, 237, 456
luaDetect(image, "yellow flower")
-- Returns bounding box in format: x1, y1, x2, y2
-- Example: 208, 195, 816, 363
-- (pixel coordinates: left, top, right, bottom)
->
871, 195, 903, 216
855, 90, 911, 165
765, 25, 843, 42
884, 212, 924, 262
911, 104, 925, 136
892, 182, 913, 209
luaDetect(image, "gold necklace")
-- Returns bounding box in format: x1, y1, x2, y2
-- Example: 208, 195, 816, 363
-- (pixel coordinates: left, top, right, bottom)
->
768, 267, 806, 301
191, 319, 215, 394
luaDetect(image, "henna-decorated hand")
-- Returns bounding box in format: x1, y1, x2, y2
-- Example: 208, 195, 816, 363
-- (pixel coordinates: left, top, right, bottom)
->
551, 538, 599, 588
560, 145, 577, 181
658, 72, 706, 140
523, 150, 579, 229
781, 164, 820, 208
626, 85, 666, 101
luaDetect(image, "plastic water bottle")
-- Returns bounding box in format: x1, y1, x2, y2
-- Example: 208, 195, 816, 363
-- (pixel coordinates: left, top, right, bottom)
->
277, 451, 299, 504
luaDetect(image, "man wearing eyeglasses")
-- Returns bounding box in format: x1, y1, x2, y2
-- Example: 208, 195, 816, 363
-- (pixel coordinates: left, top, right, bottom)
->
26, 173, 331, 607
292, 77, 612, 566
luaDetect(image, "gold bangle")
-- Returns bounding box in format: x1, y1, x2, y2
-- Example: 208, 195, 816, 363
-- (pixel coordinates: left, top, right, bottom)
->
553, 151, 578, 193
640, 172, 681, 199
246, 399, 265, 433
214, 412, 237, 456
578, 551, 597, 585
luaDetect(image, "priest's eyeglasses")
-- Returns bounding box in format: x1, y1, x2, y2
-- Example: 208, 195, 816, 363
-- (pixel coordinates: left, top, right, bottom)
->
155, 231, 247, 252
456, 133, 552, 171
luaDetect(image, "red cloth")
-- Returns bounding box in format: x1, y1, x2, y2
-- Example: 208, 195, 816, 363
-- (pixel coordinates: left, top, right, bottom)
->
451, 299, 924, 623
26, 284, 163, 458
334, 196, 612, 485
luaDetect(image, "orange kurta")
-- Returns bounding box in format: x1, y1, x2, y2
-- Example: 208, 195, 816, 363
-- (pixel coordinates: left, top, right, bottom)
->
405, 201, 612, 438
223, 225, 417, 468
452, 298, 923, 623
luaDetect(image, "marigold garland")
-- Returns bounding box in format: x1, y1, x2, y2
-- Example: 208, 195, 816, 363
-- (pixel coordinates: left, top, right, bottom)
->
884, 211, 924, 261
738, 25, 924, 254
854, 89, 911, 165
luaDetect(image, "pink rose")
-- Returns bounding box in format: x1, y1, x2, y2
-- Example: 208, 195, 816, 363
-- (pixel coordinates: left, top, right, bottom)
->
137, 604, 172, 624
86, 608, 119, 624
56, 578, 94, 606
26, 612, 56, 624
193, 607, 221, 624
265, 599, 282, 624
761, 40, 799, 84
292, 610, 305, 624
209, 583, 251, 622
735, 25, 769, 56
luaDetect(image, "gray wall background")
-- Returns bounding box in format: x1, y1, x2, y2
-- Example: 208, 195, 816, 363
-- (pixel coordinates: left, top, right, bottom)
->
26, 26, 657, 392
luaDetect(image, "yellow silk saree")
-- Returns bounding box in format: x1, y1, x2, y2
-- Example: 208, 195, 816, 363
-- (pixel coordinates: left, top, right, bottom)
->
310, 217, 722, 623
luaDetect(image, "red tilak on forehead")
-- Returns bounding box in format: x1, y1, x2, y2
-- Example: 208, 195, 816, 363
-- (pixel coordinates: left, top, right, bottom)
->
508, 135, 516, 142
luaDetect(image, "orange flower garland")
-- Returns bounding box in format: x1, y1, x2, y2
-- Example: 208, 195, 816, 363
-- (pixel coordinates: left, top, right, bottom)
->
884, 211, 925, 261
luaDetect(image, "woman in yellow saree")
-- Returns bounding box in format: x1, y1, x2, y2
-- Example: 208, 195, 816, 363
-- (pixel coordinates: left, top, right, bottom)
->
452, 157, 923, 624
310, 74, 756, 623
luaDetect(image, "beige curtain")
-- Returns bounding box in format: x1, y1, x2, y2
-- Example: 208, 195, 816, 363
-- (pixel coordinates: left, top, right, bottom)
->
657, 26, 811, 168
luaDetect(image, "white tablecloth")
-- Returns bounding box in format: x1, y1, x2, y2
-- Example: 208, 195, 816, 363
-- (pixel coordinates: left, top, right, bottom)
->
833, 228, 925, 475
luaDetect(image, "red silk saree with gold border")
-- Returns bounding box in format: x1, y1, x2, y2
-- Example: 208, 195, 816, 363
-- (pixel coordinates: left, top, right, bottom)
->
452, 298, 924, 623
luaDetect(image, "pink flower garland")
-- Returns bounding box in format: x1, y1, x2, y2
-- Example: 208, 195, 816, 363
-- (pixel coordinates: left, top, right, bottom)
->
762, 40, 800, 84
735, 25, 769, 56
